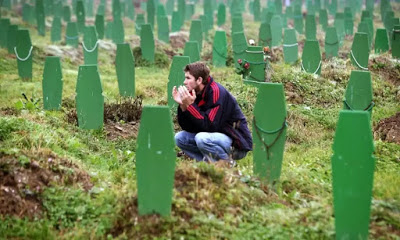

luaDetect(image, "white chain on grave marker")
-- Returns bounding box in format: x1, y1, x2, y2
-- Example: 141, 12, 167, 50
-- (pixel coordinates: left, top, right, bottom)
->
14, 46, 33, 61
350, 50, 368, 70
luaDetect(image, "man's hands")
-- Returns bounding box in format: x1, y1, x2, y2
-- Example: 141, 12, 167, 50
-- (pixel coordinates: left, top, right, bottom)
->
172, 86, 196, 111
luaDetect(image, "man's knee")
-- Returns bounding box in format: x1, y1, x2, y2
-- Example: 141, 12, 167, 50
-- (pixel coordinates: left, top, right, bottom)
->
194, 132, 212, 149
175, 131, 186, 148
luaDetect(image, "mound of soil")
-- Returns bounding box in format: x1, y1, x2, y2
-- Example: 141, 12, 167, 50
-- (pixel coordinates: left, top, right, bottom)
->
374, 112, 400, 144
104, 120, 139, 140
169, 32, 189, 49
370, 56, 400, 86
0, 151, 92, 219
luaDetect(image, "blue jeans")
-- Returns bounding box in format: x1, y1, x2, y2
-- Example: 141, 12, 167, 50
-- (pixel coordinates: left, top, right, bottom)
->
175, 131, 247, 162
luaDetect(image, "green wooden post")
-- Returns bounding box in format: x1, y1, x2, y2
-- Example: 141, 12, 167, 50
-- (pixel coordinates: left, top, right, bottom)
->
212, 30, 227, 67
243, 46, 266, 84
157, 15, 169, 43
112, 0, 121, 20
184, 41, 200, 63
75, 65, 104, 130
319, 9, 328, 31
344, 8, 353, 36
189, 20, 203, 52
135, 14, 145, 35
140, 24, 155, 63
232, 31, 247, 69
231, 16, 244, 36
253, 83, 287, 187
294, 5, 303, 34
65, 22, 79, 47
392, 25, 400, 59
325, 26, 339, 58
36, 0, 45, 36
302, 40, 321, 75
332, 110, 374, 240
167, 56, 190, 108
15, 29, 33, 79
271, 15, 282, 47
51, 17, 61, 42
177, 0, 185, 27
147, 0, 155, 29
171, 11, 181, 32
374, 28, 389, 53
350, 32, 369, 70
334, 12, 345, 45
136, 106, 176, 217
116, 43, 135, 97
259, 22, 272, 48
283, 28, 298, 64
83, 26, 98, 65
42, 56, 63, 110
76, 0, 85, 33
7, 24, 18, 54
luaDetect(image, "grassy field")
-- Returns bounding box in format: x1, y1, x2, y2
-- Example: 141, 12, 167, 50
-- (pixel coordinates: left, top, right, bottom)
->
0, 2, 399, 240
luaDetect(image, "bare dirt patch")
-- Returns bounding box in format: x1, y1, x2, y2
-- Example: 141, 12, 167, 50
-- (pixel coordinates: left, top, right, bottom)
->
0, 151, 92, 219
169, 32, 189, 49
369, 55, 400, 86
374, 112, 400, 144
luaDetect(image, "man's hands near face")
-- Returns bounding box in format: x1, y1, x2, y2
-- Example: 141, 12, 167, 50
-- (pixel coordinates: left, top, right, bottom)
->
172, 86, 196, 111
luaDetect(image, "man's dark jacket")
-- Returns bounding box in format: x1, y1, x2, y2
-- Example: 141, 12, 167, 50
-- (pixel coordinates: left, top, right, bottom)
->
177, 77, 253, 151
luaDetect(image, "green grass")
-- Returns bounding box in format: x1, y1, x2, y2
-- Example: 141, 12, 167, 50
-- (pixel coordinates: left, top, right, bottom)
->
1, 4, 400, 240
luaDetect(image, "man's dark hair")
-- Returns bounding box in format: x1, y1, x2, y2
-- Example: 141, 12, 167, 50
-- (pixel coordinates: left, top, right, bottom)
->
184, 62, 210, 84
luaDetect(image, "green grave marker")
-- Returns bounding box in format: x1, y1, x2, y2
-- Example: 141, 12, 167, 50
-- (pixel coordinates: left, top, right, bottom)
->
15, 29, 33, 79
392, 25, 400, 59
73, 0, 77, 12
217, 3, 226, 26
253, 83, 287, 186
212, 30, 227, 67
332, 110, 374, 240
36, 0, 45, 36
344, 9, 353, 36
259, 22, 272, 48
343, 70, 373, 117
253, 0, 260, 21
126, 0, 135, 20
361, 10, 370, 21
76, 0, 85, 33
83, 26, 98, 65
319, 9, 328, 31
7, 24, 18, 54
232, 31, 247, 69
200, 15, 209, 39
301, 40, 322, 75
116, 43, 135, 97
22, 4, 32, 23
66, 22, 79, 47
76, 65, 104, 130
383, 11, 394, 30
54, 1, 63, 18
112, 19, 125, 44
334, 12, 345, 45
294, 6, 303, 34
315, 0, 321, 12
271, 15, 282, 46
350, 32, 369, 70
157, 15, 169, 43
157, 4, 167, 19
97, 4, 105, 16
171, 11, 181, 32
0, 18, 10, 48
362, 18, 374, 47
136, 106, 176, 217
147, 0, 155, 28
305, 14, 316, 40
166, 0, 174, 16
374, 28, 389, 53
283, 28, 298, 64
286, 6, 293, 19
42, 56, 63, 110
357, 21, 370, 47
177, 0, 185, 27
105, 20, 113, 39
86, 0, 93, 17
51, 17, 61, 42
282, 13, 288, 28
366, 0, 374, 21
329, 0, 337, 15
135, 14, 145, 35
140, 24, 155, 63
167, 56, 190, 108
185, 3, 194, 20
204, 0, 213, 30
274, 0, 282, 15
184, 41, 200, 63
325, 26, 339, 58
44, 0, 54, 16
95, 14, 104, 39
265, 11, 274, 24
189, 20, 203, 52
120, 0, 126, 17
112, 0, 121, 20
231, 16, 244, 35
242, 46, 266, 84
63, 5, 71, 22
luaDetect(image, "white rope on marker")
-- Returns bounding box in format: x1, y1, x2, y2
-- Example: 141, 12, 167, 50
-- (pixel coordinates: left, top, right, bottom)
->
283, 43, 298, 47
82, 40, 99, 53
301, 60, 322, 75
245, 50, 264, 53
350, 50, 368, 70
65, 35, 79, 40
14, 46, 33, 61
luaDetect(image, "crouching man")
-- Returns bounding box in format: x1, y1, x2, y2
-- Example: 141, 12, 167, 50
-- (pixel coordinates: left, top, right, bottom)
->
173, 62, 252, 167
